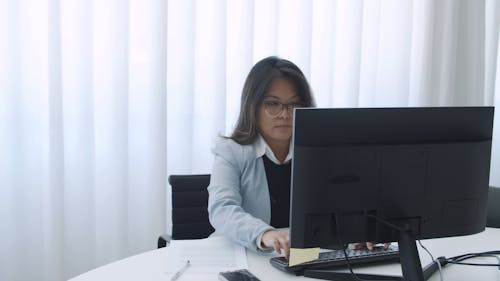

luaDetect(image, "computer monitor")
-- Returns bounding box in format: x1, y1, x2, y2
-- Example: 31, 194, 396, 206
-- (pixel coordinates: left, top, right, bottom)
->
290, 107, 494, 280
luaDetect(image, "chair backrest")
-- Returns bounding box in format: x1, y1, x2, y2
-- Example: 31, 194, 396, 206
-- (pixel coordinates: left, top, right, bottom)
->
169, 174, 215, 239
487, 186, 500, 228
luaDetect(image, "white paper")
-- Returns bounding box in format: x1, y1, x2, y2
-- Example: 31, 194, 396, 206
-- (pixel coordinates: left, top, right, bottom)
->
165, 236, 247, 280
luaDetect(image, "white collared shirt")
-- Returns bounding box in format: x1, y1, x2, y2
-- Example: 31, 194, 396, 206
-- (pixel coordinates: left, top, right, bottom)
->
254, 134, 293, 165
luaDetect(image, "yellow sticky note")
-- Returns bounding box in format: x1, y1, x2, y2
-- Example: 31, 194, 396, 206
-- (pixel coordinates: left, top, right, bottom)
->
288, 247, 320, 266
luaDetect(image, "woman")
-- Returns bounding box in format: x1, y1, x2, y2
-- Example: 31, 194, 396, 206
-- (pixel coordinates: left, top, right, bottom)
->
207, 56, 314, 257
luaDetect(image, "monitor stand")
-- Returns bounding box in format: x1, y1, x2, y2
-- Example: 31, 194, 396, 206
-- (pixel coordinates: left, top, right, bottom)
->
302, 225, 447, 281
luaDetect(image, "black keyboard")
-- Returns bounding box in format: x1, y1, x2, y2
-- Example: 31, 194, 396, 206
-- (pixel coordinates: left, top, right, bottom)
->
269, 245, 400, 275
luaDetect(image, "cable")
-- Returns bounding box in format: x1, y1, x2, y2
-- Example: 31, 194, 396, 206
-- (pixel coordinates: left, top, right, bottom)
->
335, 222, 373, 281
341, 247, 374, 281
446, 254, 500, 281
448, 251, 500, 264
337, 214, 500, 279
418, 240, 444, 281
366, 214, 446, 280
367, 215, 500, 267
450, 250, 500, 260
447, 261, 500, 267
446, 250, 500, 269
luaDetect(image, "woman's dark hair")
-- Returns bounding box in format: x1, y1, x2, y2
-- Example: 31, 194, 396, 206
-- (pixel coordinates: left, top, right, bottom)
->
228, 56, 315, 145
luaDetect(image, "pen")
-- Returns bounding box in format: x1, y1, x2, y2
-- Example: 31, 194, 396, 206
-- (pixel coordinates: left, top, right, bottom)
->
171, 260, 190, 281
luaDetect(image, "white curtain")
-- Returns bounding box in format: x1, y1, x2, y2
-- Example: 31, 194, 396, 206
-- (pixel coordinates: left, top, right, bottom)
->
0, 0, 498, 280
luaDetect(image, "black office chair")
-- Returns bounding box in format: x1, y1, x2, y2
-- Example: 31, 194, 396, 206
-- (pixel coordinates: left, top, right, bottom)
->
157, 174, 215, 248
487, 186, 500, 228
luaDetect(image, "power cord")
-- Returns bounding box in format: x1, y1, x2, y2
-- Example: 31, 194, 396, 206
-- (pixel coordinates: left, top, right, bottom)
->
446, 250, 500, 268
418, 240, 444, 281
335, 214, 500, 280
365, 214, 445, 281
335, 224, 374, 281
366, 214, 500, 276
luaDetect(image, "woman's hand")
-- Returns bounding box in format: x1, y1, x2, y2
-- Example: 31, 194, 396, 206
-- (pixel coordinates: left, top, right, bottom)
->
352, 242, 391, 250
261, 230, 290, 259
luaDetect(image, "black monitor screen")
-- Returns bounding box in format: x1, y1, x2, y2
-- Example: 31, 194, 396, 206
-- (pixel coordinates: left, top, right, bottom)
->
290, 107, 494, 251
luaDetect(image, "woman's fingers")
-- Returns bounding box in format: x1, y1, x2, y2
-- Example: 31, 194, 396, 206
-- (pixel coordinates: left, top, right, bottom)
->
352, 243, 364, 249
279, 236, 290, 259
272, 240, 281, 253
262, 230, 290, 258
273, 234, 290, 257
352, 242, 392, 250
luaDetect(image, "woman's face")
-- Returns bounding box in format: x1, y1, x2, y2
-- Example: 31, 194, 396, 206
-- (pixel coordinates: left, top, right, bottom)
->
257, 78, 302, 145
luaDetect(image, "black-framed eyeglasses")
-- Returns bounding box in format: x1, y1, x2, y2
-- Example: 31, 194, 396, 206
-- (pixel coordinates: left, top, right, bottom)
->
262, 101, 304, 118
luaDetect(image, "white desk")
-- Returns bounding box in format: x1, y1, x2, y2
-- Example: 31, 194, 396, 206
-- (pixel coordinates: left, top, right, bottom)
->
70, 228, 500, 281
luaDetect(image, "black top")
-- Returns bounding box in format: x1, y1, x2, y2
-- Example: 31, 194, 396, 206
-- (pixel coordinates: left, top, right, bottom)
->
262, 155, 291, 228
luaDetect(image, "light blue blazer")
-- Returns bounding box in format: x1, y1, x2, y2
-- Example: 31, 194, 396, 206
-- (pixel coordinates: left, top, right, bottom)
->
207, 138, 274, 252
